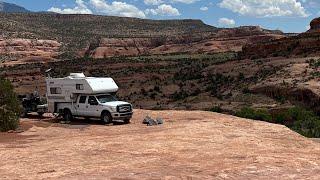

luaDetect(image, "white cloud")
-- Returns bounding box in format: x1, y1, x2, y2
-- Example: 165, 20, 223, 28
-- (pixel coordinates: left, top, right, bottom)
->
48, 0, 92, 14
219, 0, 309, 17
90, 0, 146, 18
145, 4, 180, 16
144, 0, 164, 5
171, 0, 199, 4
218, 17, 235, 27
200, 6, 208, 11
306, 25, 311, 30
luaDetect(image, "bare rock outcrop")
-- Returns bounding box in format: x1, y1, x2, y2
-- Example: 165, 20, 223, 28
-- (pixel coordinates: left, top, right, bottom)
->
86, 27, 285, 58
241, 17, 320, 60
309, 17, 320, 33
1, 110, 320, 179
0, 38, 61, 65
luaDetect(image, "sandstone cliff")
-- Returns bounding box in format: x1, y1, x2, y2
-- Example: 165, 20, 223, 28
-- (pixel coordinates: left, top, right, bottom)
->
241, 17, 320, 60
84, 26, 284, 58
0, 38, 61, 65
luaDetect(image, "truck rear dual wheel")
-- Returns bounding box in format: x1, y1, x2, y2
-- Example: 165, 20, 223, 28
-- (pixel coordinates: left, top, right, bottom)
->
63, 109, 73, 122
101, 111, 112, 124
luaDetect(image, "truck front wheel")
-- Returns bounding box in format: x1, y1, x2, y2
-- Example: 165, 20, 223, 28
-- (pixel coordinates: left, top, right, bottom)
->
124, 119, 131, 124
63, 109, 73, 122
101, 111, 112, 124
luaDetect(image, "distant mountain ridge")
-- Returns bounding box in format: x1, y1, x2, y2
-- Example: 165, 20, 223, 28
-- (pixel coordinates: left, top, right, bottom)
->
0, 2, 286, 60
0, 1, 30, 13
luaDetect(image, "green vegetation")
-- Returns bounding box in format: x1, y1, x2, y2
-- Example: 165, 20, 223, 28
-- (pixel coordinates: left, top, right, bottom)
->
308, 58, 320, 68
134, 52, 237, 63
236, 107, 272, 122
0, 77, 21, 132
306, 58, 320, 78
209, 106, 223, 113
235, 107, 320, 138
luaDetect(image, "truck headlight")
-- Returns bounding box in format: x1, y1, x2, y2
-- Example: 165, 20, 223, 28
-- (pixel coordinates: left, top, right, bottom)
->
110, 107, 117, 112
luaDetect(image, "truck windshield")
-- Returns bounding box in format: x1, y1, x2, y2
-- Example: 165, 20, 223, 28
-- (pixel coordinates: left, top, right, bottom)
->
96, 95, 118, 103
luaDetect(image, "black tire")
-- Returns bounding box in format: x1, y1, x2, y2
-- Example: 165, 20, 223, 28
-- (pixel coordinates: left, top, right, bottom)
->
37, 112, 44, 117
63, 109, 73, 122
101, 111, 112, 124
21, 111, 28, 118
123, 119, 131, 124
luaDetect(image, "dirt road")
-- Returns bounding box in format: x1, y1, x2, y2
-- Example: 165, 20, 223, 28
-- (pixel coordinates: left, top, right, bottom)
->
1, 110, 320, 179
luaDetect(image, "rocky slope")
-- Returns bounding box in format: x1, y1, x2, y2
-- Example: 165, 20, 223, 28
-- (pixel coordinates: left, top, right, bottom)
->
240, 17, 320, 60
0, 38, 61, 65
3, 52, 319, 114
86, 28, 284, 58
1, 110, 320, 179
0, 13, 284, 63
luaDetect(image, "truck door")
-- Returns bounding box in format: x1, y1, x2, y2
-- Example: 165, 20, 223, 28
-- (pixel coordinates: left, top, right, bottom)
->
87, 96, 100, 117
76, 95, 87, 116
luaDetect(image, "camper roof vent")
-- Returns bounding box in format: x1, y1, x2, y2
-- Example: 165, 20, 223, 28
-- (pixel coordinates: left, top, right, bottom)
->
69, 73, 86, 79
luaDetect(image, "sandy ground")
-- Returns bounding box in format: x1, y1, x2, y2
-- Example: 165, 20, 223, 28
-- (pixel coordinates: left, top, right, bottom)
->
1, 110, 320, 179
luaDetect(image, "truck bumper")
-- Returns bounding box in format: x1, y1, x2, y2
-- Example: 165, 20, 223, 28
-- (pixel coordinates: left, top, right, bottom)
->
111, 112, 133, 120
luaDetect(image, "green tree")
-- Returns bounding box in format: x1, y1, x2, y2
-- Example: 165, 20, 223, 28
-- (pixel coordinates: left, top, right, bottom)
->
0, 77, 21, 132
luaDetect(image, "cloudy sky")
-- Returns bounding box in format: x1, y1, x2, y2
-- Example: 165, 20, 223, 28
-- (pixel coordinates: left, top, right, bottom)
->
5, 0, 320, 32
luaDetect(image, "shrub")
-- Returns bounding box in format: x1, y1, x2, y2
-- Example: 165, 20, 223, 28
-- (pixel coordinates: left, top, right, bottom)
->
0, 77, 21, 132
172, 90, 189, 101
286, 107, 320, 138
235, 106, 320, 138
210, 106, 223, 113
236, 107, 272, 122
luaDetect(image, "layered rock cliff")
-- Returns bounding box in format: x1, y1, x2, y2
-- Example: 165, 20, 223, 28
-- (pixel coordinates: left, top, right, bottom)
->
0, 38, 61, 65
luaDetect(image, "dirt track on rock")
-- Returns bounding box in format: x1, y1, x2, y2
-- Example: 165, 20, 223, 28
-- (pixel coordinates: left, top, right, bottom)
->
1, 110, 320, 179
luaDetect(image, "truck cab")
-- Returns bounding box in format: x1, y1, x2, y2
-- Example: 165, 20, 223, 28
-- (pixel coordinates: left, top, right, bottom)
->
70, 94, 132, 123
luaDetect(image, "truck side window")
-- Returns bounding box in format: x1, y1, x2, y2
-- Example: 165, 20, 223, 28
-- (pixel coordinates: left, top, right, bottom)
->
88, 96, 98, 105
79, 96, 87, 104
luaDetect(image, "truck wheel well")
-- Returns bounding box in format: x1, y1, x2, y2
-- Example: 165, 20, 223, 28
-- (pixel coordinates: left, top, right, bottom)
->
101, 110, 111, 117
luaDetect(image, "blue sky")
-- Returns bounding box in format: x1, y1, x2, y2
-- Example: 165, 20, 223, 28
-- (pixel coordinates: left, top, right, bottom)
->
4, 0, 320, 33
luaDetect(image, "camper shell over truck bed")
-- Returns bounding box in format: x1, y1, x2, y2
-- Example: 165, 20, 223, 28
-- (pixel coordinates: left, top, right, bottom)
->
46, 73, 133, 124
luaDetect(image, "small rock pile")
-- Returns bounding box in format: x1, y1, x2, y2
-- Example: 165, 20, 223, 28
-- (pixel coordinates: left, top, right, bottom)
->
143, 116, 164, 126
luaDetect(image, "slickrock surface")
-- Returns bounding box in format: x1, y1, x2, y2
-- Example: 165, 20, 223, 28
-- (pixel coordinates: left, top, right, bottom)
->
1, 110, 320, 179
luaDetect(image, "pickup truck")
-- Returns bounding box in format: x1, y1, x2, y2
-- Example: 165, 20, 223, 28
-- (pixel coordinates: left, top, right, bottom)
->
57, 94, 133, 124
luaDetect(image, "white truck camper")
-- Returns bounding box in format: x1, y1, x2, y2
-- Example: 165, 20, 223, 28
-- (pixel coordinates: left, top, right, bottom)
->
46, 73, 133, 124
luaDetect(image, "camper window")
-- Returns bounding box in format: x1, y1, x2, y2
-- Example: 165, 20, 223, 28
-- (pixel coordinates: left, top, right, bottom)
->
76, 84, 84, 90
50, 87, 62, 94
79, 96, 87, 104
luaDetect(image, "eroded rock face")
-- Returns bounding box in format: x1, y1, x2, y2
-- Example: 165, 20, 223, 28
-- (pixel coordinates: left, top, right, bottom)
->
0, 38, 61, 65
241, 18, 320, 60
90, 38, 155, 58
86, 27, 284, 58
310, 17, 320, 32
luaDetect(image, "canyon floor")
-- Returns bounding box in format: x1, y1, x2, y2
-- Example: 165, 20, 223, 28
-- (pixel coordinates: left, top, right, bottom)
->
1, 110, 320, 179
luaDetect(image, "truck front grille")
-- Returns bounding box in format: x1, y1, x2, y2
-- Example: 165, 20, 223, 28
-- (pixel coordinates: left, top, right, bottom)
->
117, 105, 132, 113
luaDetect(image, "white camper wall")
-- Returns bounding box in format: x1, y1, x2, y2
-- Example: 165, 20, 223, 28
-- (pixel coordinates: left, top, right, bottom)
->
86, 78, 119, 93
